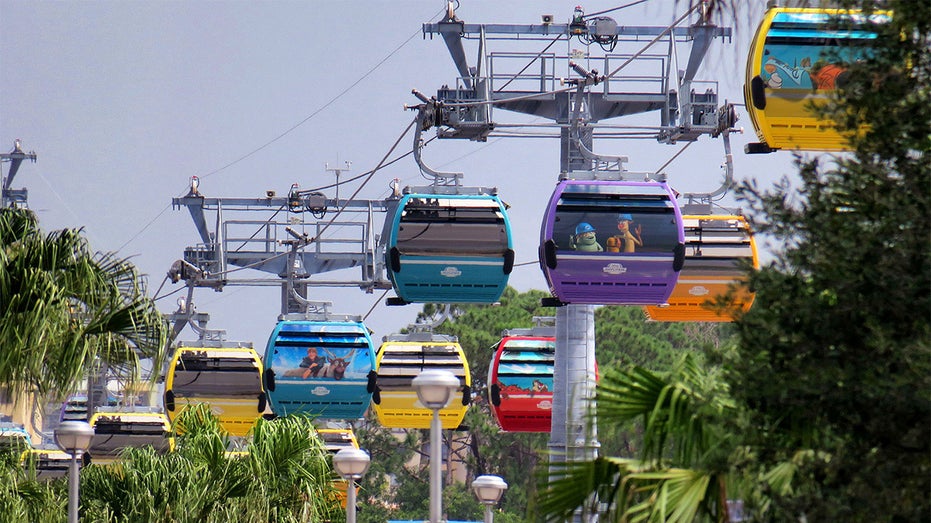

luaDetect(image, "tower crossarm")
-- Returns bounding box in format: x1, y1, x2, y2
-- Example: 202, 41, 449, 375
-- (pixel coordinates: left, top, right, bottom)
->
171, 191, 393, 292
423, 8, 732, 145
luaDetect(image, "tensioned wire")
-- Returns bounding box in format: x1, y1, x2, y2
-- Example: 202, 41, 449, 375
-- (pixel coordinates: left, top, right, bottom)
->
118, 5, 447, 255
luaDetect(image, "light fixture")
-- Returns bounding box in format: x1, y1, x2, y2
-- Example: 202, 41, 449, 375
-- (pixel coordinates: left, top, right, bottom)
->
55, 421, 95, 523
333, 447, 371, 479
333, 448, 370, 523
472, 475, 508, 523
412, 369, 460, 523
412, 369, 460, 410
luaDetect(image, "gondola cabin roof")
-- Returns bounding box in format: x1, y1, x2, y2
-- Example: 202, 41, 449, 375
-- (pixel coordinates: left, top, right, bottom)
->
644, 215, 759, 322
372, 337, 471, 429
59, 392, 119, 423
21, 449, 71, 480
0, 424, 31, 450
87, 410, 174, 465
540, 180, 685, 305
743, 6, 890, 152
386, 193, 514, 304
263, 319, 376, 420
164, 344, 265, 437
318, 427, 359, 453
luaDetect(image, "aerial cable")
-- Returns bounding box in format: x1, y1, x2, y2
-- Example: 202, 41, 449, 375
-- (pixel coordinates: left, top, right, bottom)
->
152, 274, 171, 301
115, 202, 173, 254
442, 2, 700, 112
436, 4, 699, 111
301, 136, 435, 193
362, 288, 392, 323
583, 0, 650, 19
195, 10, 444, 182
118, 9, 448, 257
495, 35, 562, 93
154, 282, 191, 302
653, 141, 693, 175
441, 85, 576, 109
314, 116, 418, 240
229, 204, 288, 252
604, 3, 700, 81
435, 136, 505, 170
173, 117, 416, 284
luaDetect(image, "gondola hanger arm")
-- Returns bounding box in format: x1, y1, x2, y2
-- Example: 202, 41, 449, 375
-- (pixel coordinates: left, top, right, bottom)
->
681, 124, 736, 206
409, 97, 463, 184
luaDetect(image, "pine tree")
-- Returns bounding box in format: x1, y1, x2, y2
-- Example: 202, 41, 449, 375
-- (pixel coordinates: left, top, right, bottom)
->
728, 1, 931, 519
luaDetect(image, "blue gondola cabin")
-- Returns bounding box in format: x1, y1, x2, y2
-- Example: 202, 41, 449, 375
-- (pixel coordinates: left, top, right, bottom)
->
263, 318, 376, 420
386, 192, 514, 304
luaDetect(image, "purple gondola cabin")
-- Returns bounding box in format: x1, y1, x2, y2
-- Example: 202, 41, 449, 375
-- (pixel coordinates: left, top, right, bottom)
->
539, 180, 685, 305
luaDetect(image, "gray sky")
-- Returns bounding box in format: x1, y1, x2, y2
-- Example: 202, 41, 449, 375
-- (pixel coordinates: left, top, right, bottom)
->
1, 0, 794, 352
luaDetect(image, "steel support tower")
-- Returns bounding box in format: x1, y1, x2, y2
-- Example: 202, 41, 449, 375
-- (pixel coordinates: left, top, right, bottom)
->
422, 3, 731, 519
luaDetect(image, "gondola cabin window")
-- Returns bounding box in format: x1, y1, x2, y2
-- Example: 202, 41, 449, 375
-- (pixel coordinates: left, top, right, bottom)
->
171, 349, 263, 397
683, 216, 756, 271
757, 10, 884, 94
397, 198, 508, 256
553, 185, 680, 255
743, 7, 890, 152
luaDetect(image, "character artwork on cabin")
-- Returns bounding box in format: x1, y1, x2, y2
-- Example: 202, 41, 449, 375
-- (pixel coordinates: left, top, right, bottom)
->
282, 347, 329, 379
570, 222, 603, 251
606, 213, 643, 253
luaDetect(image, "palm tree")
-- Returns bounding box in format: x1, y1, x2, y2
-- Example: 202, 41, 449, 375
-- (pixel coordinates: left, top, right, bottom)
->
0, 208, 167, 401
78, 405, 339, 522
534, 354, 744, 522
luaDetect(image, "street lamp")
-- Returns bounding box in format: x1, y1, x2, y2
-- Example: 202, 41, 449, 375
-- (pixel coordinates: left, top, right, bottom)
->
472, 475, 508, 523
55, 420, 95, 523
332, 447, 371, 523
412, 369, 460, 523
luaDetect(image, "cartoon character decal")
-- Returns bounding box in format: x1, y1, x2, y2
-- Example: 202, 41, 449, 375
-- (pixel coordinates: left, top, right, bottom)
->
760, 47, 858, 92
606, 213, 643, 253
274, 347, 367, 381
554, 211, 677, 255
494, 377, 554, 400
570, 222, 603, 251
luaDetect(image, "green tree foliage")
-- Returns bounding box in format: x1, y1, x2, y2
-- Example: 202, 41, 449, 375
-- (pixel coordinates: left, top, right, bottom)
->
594, 306, 706, 369
725, 1, 931, 520
441, 287, 557, 387
535, 354, 740, 523
357, 289, 730, 522
595, 306, 732, 459
535, 2, 930, 519
0, 208, 168, 397
79, 405, 338, 522
0, 441, 66, 522
1, 406, 339, 522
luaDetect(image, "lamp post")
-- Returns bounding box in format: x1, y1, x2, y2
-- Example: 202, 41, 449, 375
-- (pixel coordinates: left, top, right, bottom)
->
412, 369, 460, 523
55, 420, 95, 523
472, 475, 508, 523
332, 447, 371, 523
